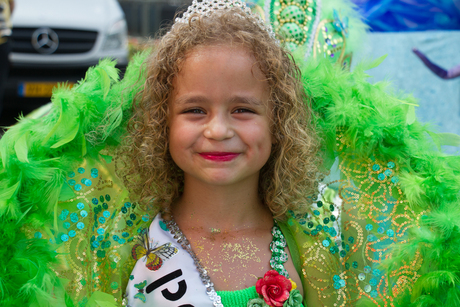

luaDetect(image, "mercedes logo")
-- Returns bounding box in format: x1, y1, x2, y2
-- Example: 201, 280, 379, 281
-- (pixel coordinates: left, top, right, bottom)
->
31, 27, 59, 54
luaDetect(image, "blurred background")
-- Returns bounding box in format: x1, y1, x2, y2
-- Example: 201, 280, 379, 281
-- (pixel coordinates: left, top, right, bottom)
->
0, 0, 459, 153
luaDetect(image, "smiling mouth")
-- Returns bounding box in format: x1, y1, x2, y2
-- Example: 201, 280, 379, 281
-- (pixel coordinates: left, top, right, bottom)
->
199, 152, 240, 162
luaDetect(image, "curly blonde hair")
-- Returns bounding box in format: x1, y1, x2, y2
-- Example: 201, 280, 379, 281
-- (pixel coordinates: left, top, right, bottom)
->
125, 8, 323, 218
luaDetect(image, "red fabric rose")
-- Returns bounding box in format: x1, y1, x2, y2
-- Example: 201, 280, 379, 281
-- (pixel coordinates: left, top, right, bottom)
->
256, 270, 292, 306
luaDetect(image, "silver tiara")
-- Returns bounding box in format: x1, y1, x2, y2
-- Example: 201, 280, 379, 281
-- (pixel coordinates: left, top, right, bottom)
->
173, 0, 276, 39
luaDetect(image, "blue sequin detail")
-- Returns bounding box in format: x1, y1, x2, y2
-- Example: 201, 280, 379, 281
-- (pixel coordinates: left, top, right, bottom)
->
387, 161, 395, 168
70, 213, 79, 223
124, 202, 132, 208
159, 220, 168, 231
91, 173, 98, 178
372, 164, 380, 171
121, 232, 129, 238
377, 227, 385, 234
64, 222, 71, 229
78, 167, 85, 174
92, 198, 99, 205
142, 215, 149, 222
113, 235, 120, 241
62, 209, 69, 215
329, 228, 337, 237
365, 224, 373, 231
339, 280, 346, 287
377, 173, 386, 181
103, 211, 110, 218
370, 278, 377, 286
80, 210, 88, 217
364, 266, 371, 273
373, 269, 381, 276
92, 241, 100, 248
99, 217, 106, 224
97, 235, 104, 241
68, 179, 76, 186
34, 232, 42, 239
322, 240, 330, 247
367, 235, 376, 242
333, 282, 341, 289
384, 169, 392, 176
84, 179, 92, 186
97, 228, 105, 235
387, 229, 395, 237
313, 210, 320, 216
69, 230, 76, 237
370, 290, 378, 298
391, 176, 399, 183
68, 171, 76, 178
77, 202, 85, 210
59, 214, 67, 221
118, 238, 126, 244
77, 222, 84, 229
74, 184, 82, 191
333, 275, 340, 282
61, 234, 69, 242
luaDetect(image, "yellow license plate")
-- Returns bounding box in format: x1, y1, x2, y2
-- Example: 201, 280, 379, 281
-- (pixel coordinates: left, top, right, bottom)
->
18, 82, 73, 98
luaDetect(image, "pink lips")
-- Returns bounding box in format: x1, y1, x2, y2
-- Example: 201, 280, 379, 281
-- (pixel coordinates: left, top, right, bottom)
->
199, 152, 240, 161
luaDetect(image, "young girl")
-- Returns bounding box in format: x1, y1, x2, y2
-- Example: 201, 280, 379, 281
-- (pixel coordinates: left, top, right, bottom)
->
124, 2, 322, 306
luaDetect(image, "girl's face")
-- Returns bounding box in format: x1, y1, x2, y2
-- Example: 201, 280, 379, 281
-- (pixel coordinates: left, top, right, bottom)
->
168, 44, 273, 187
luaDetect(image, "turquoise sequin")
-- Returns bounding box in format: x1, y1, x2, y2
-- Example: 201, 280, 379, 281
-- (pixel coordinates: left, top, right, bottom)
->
387, 229, 395, 237
373, 269, 381, 276
125, 202, 132, 208
333, 275, 340, 282
77, 202, 85, 210
92, 241, 100, 248
92, 198, 99, 205
99, 217, 106, 224
80, 210, 88, 217
68, 179, 76, 186
78, 167, 85, 174
64, 222, 71, 229
121, 207, 128, 214
34, 232, 42, 239
322, 240, 330, 247
69, 230, 76, 237
372, 164, 380, 171
70, 213, 79, 223
74, 184, 82, 191
316, 200, 323, 207
142, 215, 149, 222
365, 224, 373, 231
367, 234, 376, 242
313, 210, 320, 216
84, 179, 92, 186
68, 171, 76, 178
77, 222, 85, 229
97, 228, 105, 235
122, 232, 129, 238
377, 227, 385, 234
61, 234, 69, 242
103, 211, 110, 218
127, 220, 133, 227
370, 290, 378, 298
348, 236, 355, 244
97, 235, 104, 241
377, 173, 386, 181
364, 266, 371, 273
370, 278, 377, 286
118, 238, 126, 244
391, 176, 399, 183
387, 161, 395, 168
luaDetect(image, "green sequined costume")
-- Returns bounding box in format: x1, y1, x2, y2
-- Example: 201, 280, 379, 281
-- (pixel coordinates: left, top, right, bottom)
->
1, 0, 460, 306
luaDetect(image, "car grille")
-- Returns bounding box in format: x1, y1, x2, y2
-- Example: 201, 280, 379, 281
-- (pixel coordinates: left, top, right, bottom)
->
11, 28, 98, 54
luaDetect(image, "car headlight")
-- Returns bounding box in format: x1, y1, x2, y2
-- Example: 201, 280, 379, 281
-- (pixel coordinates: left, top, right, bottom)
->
102, 19, 128, 51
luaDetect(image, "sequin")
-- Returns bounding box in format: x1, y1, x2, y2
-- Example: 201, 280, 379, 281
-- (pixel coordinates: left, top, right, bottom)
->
63, 222, 71, 229
129, 275, 134, 280
68, 171, 75, 178
91, 172, 98, 178
84, 179, 92, 186
97, 250, 106, 258
370, 290, 378, 298
311, 230, 318, 236
125, 202, 132, 208
391, 176, 399, 183
77, 222, 84, 229
105, 194, 111, 201
370, 278, 377, 286
373, 269, 381, 276
69, 230, 76, 237
358, 273, 366, 281
92, 198, 99, 205
339, 250, 346, 257
34, 232, 42, 239
372, 164, 380, 171
103, 203, 108, 209
384, 169, 393, 177
97, 228, 105, 235
377, 173, 386, 181
77, 202, 85, 210
352, 261, 358, 269
103, 210, 110, 218
97, 235, 104, 241
99, 195, 104, 203
121, 207, 128, 214
364, 285, 372, 293
80, 210, 88, 217
74, 184, 82, 191
70, 213, 79, 223
330, 215, 337, 222
307, 221, 314, 228
316, 225, 322, 231
348, 236, 355, 244
339, 279, 346, 287
323, 217, 330, 224
365, 224, 373, 231
387, 229, 395, 237
91, 168, 98, 173
333, 275, 340, 282
99, 217, 106, 224
59, 213, 67, 221
130, 213, 136, 221
77, 167, 85, 174
111, 282, 119, 290
333, 282, 341, 289
61, 234, 69, 242
367, 234, 376, 242
142, 215, 149, 222
113, 235, 120, 241
313, 210, 320, 216
62, 209, 69, 215
322, 240, 330, 247
92, 241, 100, 248
345, 263, 350, 270
80, 279, 86, 286
119, 238, 126, 244
329, 204, 334, 211
317, 200, 323, 207
68, 179, 76, 186
377, 227, 385, 234
364, 265, 371, 273
329, 228, 337, 237
387, 161, 395, 168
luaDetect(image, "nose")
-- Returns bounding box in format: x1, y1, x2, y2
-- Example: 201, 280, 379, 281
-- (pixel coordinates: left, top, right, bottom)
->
203, 114, 234, 140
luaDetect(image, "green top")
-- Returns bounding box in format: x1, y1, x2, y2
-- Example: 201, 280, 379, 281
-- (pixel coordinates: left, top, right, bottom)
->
215, 221, 305, 307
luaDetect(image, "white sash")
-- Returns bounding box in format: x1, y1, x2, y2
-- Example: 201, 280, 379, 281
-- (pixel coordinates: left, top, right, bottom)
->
126, 214, 213, 307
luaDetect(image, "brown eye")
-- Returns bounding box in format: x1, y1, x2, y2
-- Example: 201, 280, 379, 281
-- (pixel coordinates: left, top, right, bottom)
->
233, 108, 255, 114
184, 108, 205, 114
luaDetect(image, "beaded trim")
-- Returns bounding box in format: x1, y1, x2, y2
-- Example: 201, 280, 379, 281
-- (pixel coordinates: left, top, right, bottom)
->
165, 218, 289, 306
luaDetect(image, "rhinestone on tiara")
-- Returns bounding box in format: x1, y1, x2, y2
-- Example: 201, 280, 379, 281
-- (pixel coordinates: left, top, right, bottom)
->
173, 0, 276, 39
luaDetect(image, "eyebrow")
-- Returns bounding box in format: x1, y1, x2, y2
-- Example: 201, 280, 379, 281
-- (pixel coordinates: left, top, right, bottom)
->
173, 95, 263, 106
